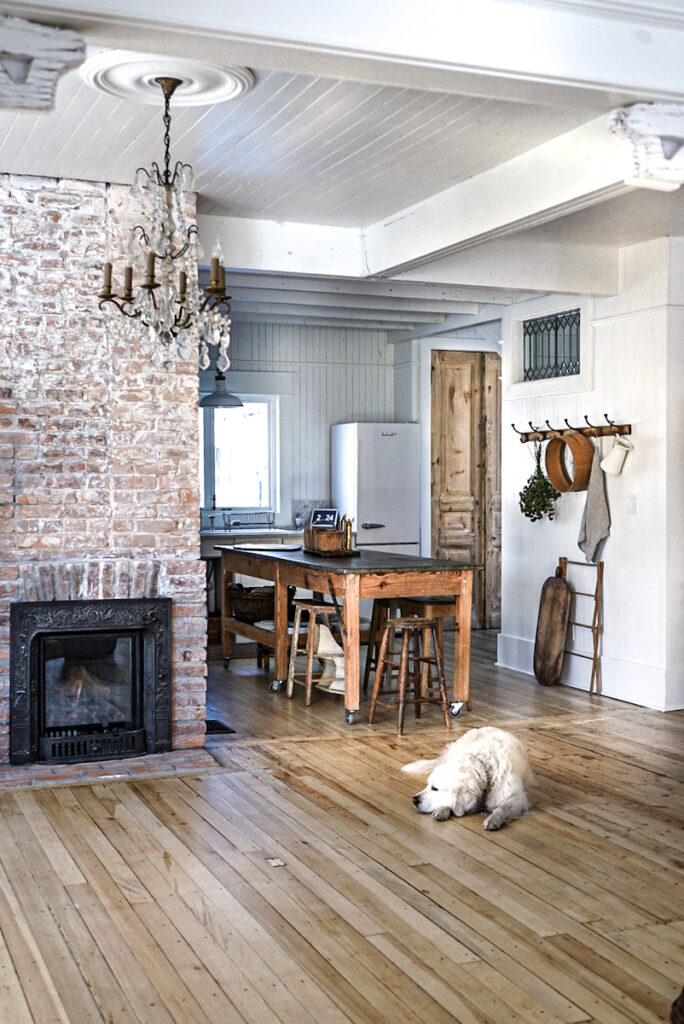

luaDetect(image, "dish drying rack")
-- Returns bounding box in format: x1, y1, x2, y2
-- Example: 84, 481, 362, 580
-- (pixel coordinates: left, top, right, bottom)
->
224, 511, 275, 529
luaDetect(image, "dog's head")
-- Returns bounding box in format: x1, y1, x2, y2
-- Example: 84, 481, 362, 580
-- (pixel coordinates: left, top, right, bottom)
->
402, 751, 488, 821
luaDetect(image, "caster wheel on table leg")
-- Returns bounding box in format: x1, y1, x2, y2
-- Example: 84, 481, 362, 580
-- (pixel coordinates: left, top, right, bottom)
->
449, 701, 465, 718
269, 679, 285, 694
223, 658, 230, 669
345, 710, 356, 725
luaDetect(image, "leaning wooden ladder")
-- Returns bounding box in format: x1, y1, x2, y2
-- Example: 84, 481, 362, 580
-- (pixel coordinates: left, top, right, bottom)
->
557, 557, 604, 694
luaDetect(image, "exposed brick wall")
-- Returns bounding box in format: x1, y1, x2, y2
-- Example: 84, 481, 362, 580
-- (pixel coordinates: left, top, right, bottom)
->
0, 173, 207, 760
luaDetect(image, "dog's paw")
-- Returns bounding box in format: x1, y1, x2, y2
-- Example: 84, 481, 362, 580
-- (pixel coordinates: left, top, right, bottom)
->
483, 812, 502, 830
432, 807, 451, 821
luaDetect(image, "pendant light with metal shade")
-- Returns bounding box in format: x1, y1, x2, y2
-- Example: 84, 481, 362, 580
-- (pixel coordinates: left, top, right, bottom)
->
199, 371, 243, 407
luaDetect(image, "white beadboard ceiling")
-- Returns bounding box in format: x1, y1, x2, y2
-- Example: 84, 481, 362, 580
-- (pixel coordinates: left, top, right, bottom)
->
0, 55, 595, 228
3, 0, 684, 332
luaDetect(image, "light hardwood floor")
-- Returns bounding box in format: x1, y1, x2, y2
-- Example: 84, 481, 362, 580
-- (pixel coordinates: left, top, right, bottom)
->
0, 632, 681, 1023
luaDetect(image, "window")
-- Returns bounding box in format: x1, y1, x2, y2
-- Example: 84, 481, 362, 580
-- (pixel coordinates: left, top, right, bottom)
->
523, 308, 580, 381
200, 395, 279, 511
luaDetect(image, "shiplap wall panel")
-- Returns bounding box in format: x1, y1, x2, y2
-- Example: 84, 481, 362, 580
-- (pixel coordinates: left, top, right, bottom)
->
229, 322, 394, 504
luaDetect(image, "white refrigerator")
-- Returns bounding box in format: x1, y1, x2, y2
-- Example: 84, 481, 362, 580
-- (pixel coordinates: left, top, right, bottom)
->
331, 422, 421, 555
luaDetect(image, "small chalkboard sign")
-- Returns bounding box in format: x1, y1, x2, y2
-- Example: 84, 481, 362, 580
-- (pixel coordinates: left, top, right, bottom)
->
310, 508, 339, 529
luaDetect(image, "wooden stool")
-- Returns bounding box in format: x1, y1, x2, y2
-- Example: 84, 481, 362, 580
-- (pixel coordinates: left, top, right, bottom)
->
400, 595, 470, 711
286, 601, 345, 704
368, 617, 451, 736
362, 598, 402, 692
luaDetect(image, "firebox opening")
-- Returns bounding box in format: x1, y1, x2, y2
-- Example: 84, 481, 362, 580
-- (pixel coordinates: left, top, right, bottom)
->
10, 597, 173, 766
38, 630, 145, 763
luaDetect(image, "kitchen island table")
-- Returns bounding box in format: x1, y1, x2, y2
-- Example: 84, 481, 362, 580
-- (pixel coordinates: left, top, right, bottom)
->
217, 545, 475, 724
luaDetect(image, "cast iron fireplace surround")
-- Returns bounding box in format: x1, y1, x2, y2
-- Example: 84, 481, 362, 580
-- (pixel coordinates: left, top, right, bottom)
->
10, 598, 172, 765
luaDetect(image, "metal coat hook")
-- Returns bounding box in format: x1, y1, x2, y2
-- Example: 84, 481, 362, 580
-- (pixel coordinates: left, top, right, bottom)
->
512, 414, 632, 444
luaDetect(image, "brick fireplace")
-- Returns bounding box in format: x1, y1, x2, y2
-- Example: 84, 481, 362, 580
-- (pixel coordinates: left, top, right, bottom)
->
0, 172, 207, 763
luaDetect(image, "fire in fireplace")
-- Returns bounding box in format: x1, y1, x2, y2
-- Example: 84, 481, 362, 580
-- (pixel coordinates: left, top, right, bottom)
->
10, 598, 172, 764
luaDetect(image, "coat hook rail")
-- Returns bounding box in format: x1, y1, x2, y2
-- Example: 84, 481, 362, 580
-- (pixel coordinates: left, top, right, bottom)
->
512, 414, 632, 444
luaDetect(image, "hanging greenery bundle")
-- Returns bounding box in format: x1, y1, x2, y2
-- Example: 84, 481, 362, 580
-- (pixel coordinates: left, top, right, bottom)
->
519, 442, 560, 522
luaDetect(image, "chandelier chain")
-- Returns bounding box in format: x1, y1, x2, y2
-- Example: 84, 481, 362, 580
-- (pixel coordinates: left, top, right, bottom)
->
162, 89, 172, 185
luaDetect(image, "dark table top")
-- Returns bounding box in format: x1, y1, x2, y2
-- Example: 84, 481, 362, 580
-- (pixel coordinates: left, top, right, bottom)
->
215, 544, 478, 576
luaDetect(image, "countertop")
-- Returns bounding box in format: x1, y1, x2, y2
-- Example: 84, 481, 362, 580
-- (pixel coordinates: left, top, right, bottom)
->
200, 527, 302, 538
200, 527, 303, 557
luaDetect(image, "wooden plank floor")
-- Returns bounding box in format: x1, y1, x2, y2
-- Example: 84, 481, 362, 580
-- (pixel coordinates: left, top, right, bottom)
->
0, 632, 681, 1023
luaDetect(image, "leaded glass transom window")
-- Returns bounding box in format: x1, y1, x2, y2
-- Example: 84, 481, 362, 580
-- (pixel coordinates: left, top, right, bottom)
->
523, 309, 580, 381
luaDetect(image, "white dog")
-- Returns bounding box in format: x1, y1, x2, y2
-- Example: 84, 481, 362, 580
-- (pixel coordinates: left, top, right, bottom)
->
402, 727, 535, 830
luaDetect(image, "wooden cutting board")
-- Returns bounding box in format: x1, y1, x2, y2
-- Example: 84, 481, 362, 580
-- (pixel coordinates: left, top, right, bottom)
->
533, 573, 572, 686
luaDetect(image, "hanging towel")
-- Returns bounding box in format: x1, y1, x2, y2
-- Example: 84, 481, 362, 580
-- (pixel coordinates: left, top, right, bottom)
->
578, 447, 610, 562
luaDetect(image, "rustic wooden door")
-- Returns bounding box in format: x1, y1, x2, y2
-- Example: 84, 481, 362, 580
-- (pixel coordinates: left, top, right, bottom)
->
431, 350, 501, 629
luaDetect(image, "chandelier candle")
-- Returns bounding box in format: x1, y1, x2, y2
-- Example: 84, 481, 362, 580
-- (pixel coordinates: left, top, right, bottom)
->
97, 75, 232, 372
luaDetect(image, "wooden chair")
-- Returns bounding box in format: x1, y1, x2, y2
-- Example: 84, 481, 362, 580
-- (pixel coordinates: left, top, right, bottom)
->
368, 616, 451, 736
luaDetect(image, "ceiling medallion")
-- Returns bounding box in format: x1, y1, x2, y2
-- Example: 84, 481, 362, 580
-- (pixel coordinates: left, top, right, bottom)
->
80, 50, 254, 106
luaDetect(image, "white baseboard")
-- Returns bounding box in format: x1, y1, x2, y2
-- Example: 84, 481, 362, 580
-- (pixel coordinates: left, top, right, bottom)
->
496, 634, 534, 676
496, 633, 682, 711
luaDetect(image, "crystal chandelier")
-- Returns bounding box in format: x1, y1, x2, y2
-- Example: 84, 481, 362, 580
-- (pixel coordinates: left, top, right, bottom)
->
98, 76, 231, 371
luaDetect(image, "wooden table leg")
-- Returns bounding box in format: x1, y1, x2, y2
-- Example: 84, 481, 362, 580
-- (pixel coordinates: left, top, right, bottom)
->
342, 575, 360, 724
454, 574, 473, 710
220, 551, 234, 665
271, 565, 289, 693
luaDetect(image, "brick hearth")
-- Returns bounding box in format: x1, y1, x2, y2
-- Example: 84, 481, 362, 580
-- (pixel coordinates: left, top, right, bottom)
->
0, 173, 208, 762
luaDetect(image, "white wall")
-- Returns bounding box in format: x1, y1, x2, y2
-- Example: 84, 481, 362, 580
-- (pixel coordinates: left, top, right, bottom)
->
666, 240, 684, 712
498, 237, 683, 711
225, 322, 395, 514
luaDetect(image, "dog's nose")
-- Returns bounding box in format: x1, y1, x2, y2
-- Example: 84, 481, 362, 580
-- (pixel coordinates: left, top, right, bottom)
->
412, 794, 421, 806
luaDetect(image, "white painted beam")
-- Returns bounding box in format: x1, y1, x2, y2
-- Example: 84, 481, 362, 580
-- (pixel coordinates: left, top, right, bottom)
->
220, 271, 518, 306
6, 0, 684, 107
227, 289, 479, 316
229, 312, 400, 330
394, 238, 619, 296
229, 300, 443, 323
198, 214, 362, 278
363, 116, 632, 276
388, 305, 508, 343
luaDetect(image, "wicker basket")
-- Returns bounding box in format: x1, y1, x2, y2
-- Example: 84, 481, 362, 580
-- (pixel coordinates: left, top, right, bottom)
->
225, 584, 296, 623
225, 585, 275, 623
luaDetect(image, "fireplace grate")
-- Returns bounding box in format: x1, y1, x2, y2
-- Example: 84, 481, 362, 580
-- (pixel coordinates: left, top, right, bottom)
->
39, 723, 146, 764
